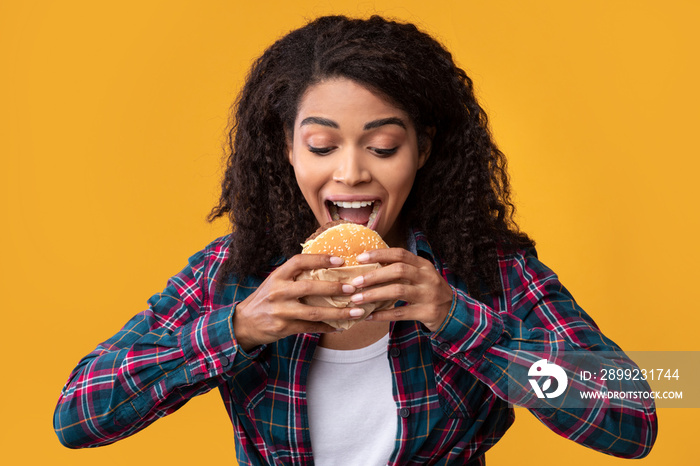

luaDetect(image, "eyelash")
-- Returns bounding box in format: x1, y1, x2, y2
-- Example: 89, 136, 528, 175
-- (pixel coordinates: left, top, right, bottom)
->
372, 147, 398, 157
307, 145, 334, 155
307, 146, 398, 157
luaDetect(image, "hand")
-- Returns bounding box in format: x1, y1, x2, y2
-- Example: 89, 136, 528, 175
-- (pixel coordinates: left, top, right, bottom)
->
348, 248, 454, 332
233, 254, 362, 352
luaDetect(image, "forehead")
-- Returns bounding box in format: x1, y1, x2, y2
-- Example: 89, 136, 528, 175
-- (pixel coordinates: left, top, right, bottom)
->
295, 78, 408, 124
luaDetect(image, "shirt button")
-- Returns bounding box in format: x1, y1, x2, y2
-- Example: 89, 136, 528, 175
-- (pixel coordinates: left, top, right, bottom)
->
389, 347, 401, 358
219, 355, 230, 367
399, 408, 410, 418
439, 343, 450, 352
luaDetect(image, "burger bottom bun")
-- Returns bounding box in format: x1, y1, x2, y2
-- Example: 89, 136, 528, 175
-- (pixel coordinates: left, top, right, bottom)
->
296, 264, 397, 330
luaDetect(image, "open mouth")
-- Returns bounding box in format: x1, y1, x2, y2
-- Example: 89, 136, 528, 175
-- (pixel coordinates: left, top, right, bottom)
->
326, 200, 382, 229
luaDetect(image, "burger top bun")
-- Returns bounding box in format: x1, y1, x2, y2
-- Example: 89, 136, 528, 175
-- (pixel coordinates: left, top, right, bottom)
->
297, 220, 395, 330
301, 220, 388, 266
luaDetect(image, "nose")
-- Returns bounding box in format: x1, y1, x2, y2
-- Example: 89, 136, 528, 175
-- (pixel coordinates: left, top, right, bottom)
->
332, 150, 371, 186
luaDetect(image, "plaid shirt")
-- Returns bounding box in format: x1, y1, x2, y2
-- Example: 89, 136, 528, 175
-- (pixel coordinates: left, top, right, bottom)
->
54, 230, 657, 464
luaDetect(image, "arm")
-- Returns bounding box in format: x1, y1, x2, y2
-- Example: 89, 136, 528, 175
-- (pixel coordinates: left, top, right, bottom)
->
53, 244, 256, 448
354, 246, 657, 458
54, 244, 366, 448
428, 248, 657, 458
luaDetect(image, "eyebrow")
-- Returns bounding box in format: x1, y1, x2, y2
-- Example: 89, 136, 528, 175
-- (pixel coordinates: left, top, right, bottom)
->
299, 116, 407, 131
299, 117, 339, 128
363, 117, 406, 131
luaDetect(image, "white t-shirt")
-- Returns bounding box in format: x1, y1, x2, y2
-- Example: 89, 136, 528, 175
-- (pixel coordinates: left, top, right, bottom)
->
306, 333, 397, 465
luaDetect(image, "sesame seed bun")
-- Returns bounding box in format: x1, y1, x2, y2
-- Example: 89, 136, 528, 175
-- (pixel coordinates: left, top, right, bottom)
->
301, 221, 388, 266
297, 221, 395, 329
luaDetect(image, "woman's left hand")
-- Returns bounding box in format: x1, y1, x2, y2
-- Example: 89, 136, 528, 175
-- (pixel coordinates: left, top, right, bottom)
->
349, 247, 454, 332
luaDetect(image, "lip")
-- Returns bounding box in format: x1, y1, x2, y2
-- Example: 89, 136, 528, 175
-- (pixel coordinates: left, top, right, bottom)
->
323, 196, 383, 230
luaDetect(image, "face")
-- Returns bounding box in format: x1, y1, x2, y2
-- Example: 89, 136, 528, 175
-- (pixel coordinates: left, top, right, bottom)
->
287, 78, 430, 247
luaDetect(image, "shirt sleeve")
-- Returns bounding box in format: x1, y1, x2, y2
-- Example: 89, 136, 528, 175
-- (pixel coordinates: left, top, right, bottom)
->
53, 243, 261, 448
429, 247, 658, 459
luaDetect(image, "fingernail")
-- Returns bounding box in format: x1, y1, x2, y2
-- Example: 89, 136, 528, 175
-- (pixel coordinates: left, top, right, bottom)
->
330, 256, 344, 265
365, 314, 373, 321
349, 308, 364, 317
351, 293, 363, 303
342, 284, 355, 294
356, 252, 370, 262
351, 276, 364, 286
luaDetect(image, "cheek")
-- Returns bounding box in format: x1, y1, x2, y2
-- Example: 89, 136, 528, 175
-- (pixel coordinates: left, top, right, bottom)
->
384, 162, 418, 200
290, 153, 326, 201
293, 168, 315, 198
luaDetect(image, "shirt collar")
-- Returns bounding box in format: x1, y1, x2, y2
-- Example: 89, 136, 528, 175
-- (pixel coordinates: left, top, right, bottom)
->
408, 227, 437, 261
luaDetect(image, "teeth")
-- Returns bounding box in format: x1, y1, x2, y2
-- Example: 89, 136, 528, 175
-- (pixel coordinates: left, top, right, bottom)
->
332, 200, 374, 208
367, 203, 379, 227
327, 200, 380, 227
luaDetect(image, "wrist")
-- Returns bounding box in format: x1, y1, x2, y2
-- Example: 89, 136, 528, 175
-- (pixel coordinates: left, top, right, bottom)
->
423, 283, 455, 332
232, 301, 257, 353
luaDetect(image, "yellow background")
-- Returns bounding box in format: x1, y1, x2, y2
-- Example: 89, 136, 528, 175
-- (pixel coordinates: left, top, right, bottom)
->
1, 0, 698, 464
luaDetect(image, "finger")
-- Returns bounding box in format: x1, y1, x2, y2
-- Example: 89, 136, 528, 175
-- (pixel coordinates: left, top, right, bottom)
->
350, 282, 419, 306
288, 305, 366, 323
365, 305, 416, 323
367, 304, 447, 332
277, 254, 344, 280
289, 279, 356, 299
351, 261, 419, 288
356, 247, 424, 266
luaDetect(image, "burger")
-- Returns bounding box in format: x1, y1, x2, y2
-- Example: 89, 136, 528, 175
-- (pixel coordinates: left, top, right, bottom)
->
296, 220, 396, 329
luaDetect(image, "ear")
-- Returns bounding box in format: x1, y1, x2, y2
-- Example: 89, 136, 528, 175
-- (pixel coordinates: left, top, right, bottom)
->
418, 126, 436, 169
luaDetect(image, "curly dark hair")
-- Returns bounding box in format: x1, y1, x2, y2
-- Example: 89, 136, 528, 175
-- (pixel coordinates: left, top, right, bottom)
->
208, 15, 534, 295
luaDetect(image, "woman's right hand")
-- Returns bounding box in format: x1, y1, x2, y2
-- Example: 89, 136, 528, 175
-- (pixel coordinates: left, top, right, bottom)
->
232, 254, 361, 352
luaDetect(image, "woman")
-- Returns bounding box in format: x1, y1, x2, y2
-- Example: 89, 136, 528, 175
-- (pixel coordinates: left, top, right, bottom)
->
54, 15, 657, 465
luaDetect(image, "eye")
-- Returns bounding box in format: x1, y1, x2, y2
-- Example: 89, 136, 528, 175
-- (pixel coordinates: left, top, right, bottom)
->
370, 147, 398, 157
307, 145, 334, 155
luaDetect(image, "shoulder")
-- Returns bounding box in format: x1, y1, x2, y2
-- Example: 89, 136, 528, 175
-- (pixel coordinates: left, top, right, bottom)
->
171, 235, 231, 282
498, 246, 553, 276
497, 245, 536, 266
496, 246, 567, 305
181, 234, 233, 271
201, 233, 233, 262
